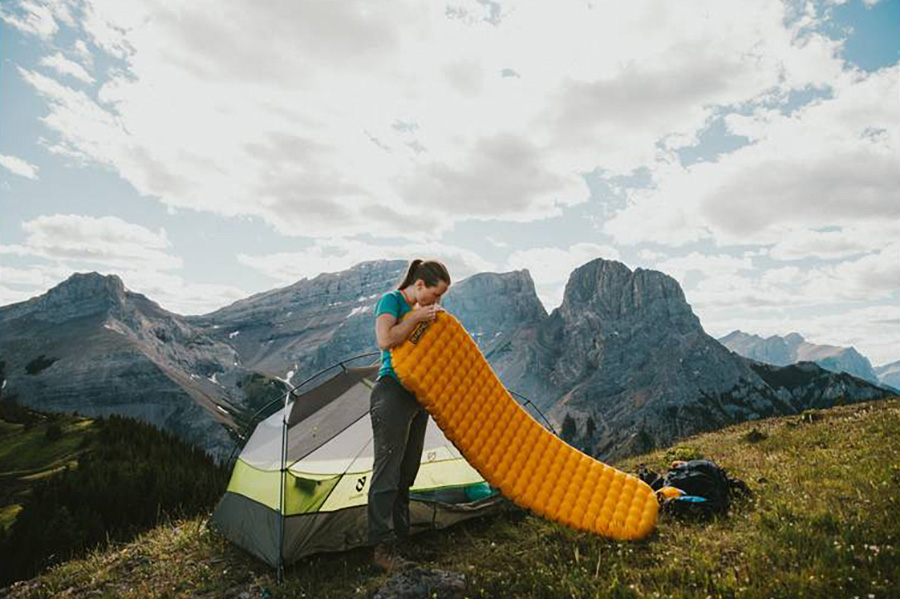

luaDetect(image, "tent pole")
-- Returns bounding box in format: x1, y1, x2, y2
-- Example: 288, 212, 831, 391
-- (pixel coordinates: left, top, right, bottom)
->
276, 389, 290, 584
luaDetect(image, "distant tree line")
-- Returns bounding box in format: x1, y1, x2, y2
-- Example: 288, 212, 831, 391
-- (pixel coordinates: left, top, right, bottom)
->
561, 412, 598, 455
24, 355, 58, 375
0, 396, 44, 429
0, 413, 230, 586
0, 360, 40, 427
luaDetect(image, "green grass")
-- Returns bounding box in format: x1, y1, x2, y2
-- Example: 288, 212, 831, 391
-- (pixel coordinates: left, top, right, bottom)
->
3, 398, 898, 599
0, 418, 92, 474
0, 415, 94, 531
0, 420, 24, 436
0, 504, 22, 531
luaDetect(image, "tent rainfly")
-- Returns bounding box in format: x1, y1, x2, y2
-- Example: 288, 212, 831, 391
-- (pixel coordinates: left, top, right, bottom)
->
209, 363, 510, 570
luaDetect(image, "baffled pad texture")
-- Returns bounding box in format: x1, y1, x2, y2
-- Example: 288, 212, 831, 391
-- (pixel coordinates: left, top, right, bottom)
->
391, 312, 658, 540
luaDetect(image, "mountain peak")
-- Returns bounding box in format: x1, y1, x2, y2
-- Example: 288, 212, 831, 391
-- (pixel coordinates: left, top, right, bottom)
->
559, 258, 691, 326
49, 272, 128, 308
720, 330, 759, 343
340, 259, 408, 276
0, 271, 130, 324
55, 271, 126, 294
442, 268, 548, 336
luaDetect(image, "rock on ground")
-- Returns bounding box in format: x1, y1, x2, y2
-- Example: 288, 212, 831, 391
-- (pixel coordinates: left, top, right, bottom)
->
371, 566, 466, 599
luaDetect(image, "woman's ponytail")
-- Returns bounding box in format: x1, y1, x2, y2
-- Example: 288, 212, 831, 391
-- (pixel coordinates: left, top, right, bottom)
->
398, 259, 424, 289
397, 259, 451, 289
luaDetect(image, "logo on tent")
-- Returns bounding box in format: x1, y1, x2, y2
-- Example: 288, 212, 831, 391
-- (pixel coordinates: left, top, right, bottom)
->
356, 476, 367, 492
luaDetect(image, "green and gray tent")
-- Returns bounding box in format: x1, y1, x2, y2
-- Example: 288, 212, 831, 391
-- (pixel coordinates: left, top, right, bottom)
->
210, 362, 509, 569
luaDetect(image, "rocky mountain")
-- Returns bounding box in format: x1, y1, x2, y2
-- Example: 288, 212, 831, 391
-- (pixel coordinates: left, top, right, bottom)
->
0, 262, 549, 460
486, 259, 891, 460
874, 360, 900, 390
718, 330, 881, 384
0, 259, 892, 463
0, 273, 255, 462
185, 261, 544, 388
748, 360, 891, 405
185, 260, 408, 386
441, 269, 547, 353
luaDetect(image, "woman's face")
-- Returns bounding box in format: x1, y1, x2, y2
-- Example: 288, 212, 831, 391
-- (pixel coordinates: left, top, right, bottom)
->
415, 279, 449, 306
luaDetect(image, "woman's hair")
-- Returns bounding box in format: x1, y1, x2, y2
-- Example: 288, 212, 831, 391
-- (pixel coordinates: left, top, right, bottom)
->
397, 259, 451, 290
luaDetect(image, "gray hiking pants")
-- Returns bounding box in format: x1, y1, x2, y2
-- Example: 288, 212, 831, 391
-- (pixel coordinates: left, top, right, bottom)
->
367, 375, 429, 546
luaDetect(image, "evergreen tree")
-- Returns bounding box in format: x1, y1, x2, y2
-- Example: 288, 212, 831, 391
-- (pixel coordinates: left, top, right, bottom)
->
0, 414, 229, 586
561, 413, 577, 442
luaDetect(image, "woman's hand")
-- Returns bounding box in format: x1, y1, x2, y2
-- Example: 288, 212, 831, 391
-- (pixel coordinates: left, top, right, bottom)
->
412, 303, 443, 324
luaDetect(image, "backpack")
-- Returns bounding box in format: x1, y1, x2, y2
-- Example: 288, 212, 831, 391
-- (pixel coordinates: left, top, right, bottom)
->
638, 459, 750, 520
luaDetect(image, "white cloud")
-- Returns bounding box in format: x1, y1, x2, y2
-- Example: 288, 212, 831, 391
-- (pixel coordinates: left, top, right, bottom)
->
829, 0, 886, 6
0, 0, 58, 39
40, 52, 95, 84
0, 215, 250, 314
760, 266, 805, 287
0, 263, 73, 289
0, 284, 37, 307
505, 242, 620, 311
0, 154, 40, 179
17, 214, 182, 271
0, 245, 34, 257
19, 67, 129, 165
6, 0, 896, 357
0, 265, 52, 287
681, 244, 900, 313
72, 39, 93, 68
15, 0, 860, 242
687, 273, 804, 311
237, 238, 497, 286
606, 66, 900, 248
637, 249, 667, 262
654, 252, 755, 286
46, 0, 76, 27
803, 242, 900, 302
767, 222, 899, 261
0, 264, 249, 315
106, 269, 249, 316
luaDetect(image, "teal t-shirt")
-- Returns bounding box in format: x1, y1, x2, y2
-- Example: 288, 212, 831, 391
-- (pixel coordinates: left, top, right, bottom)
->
376, 290, 414, 381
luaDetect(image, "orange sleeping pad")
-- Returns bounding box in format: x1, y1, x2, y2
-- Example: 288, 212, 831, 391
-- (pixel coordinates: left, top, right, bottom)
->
391, 311, 658, 540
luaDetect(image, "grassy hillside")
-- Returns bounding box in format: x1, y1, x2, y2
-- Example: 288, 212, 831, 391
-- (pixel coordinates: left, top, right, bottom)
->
0, 409, 94, 532
2, 398, 898, 599
0, 403, 229, 586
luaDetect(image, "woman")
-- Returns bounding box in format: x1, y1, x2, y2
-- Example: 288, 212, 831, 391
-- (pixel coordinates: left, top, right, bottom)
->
368, 259, 451, 572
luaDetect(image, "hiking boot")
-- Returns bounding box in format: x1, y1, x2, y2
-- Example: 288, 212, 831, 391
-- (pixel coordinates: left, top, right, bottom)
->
372, 542, 414, 573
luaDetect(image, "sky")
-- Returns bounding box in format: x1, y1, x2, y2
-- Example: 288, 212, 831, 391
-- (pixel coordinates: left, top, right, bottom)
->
0, 0, 898, 366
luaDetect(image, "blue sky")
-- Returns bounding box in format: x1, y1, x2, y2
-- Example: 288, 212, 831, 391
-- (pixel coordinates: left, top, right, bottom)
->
1, 0, 898, 365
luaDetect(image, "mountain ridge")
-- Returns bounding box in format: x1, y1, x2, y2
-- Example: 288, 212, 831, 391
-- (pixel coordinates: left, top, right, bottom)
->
489, 258, 890, 459
0, 272, 251, 462
718, 329, 882, 384
0, 259, 892, 463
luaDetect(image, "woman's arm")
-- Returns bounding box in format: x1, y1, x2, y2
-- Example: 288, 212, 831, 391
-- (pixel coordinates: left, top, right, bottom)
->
375, 305, 443, 350
375, 312, 422, 350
